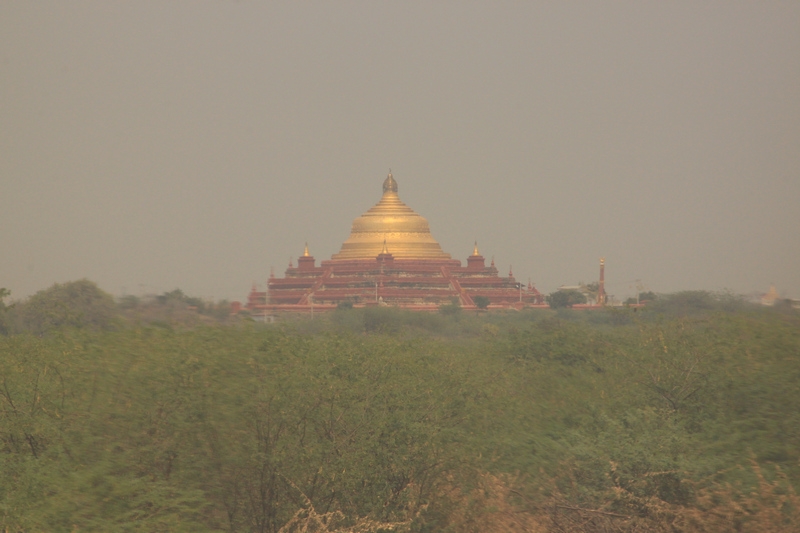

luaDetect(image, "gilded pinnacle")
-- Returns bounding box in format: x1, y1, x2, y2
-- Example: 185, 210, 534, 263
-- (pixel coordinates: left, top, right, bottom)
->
331, 171, 450, 260
382, 171, 398, 193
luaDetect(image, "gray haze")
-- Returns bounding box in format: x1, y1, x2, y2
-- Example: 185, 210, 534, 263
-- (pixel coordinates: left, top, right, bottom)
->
2, 2, 799, 302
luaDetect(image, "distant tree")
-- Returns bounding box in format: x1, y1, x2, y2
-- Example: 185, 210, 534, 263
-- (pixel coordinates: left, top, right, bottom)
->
626, 291, 657, 306
643, 290, 752, 316
156, 289, 206, 312
117, 294, 141, 310
639, 291, 657, 303
363, 307, 401, 333
205, 300, 232, 320
439, 297, 462, 317
157, 289, 186, 305
19, 279, 117, 334
582, 282, 600, 303
546, 289, 587, 309
773, 298, 796, 312
337, 300, 354, 310
0, 288, 11, 335
474, 296, 490, 310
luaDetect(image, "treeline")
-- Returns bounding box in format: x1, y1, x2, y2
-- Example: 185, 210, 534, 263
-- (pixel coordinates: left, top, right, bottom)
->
0, 280, 232, 336
1, 282, 799, 531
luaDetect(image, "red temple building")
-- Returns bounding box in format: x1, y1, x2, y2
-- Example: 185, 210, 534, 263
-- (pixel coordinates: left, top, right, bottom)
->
244, 172, 544, 313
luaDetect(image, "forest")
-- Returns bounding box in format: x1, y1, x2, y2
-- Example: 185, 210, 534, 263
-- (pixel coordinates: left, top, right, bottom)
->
1, 281, 799, 532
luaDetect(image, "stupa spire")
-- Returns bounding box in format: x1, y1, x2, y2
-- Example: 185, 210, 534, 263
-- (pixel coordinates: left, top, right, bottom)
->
332, 170, 450, 260
472, 241, 480, 256
383, 170, 398, 193
303, 242, 310, 257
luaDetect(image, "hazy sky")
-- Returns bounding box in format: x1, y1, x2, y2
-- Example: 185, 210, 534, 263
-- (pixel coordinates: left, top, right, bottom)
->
2, 2, 799, 302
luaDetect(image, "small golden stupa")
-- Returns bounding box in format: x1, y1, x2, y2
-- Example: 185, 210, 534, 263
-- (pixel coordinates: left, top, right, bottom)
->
761, 284, 779, 306
331, 172, 451, 260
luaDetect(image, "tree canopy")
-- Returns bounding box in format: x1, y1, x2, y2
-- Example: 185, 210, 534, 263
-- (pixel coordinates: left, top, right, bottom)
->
2, 283, 799, 531
16, 279, 118, 334
546, 288, 588, 308
0, 288, 11, 335
474, 295, 490, 310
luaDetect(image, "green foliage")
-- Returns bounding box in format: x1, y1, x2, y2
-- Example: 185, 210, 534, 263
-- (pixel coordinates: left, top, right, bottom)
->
438, 298, 462, 317
772, 298, 796, 312
474, 296, 490, 310
115, 289, 232, 324
547, 289, 588, 309
15, 279, 118, 335
1, 328, 484, 530
583, 281, 600, 303
117, 294, 141, 310
362, 306, 402, 333
0, 287, 10, 302
155, 288, 207, 310
645, 290, 751, 316
2, 284, 799, 531
0, 288, 11, 335
639, 290, 657, 302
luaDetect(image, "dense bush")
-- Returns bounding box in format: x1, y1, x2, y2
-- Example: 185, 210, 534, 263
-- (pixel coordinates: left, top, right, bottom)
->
547, 289, 587, 308
12, 279, 118, 334
2, 285, 799, 531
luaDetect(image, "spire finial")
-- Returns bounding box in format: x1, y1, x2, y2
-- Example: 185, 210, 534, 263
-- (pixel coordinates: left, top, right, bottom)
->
382, 170, 398, 193
303, 242, 310, 257
472, 240, 480, 256
381, 238, 389, 254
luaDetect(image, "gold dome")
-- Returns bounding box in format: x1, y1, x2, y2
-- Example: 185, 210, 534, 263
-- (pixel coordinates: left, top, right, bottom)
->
331, 172, 451, 260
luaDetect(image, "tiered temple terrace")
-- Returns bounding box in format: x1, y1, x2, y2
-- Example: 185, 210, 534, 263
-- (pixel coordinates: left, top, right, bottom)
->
244, 172, 544, 312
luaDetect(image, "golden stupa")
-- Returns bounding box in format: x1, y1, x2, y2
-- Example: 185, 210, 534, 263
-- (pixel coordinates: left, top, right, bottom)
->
242, 169, 546, 311
331, 172, 451, 260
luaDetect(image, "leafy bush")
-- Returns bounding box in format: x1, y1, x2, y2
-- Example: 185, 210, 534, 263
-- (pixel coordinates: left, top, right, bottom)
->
547, 289, 587, 309
474, 296, 490, 310
15, 279, 118, 334
439, 298, 462, 317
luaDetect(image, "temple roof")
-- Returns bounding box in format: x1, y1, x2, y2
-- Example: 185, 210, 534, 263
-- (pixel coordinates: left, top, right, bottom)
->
331, 171, 451, 260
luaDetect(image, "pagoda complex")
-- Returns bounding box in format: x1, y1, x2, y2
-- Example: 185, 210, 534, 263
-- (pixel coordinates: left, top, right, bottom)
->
244, 172, 544, 312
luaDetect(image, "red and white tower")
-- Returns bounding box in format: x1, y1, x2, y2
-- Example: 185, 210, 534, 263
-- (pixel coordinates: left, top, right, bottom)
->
598, 257, 606, 305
